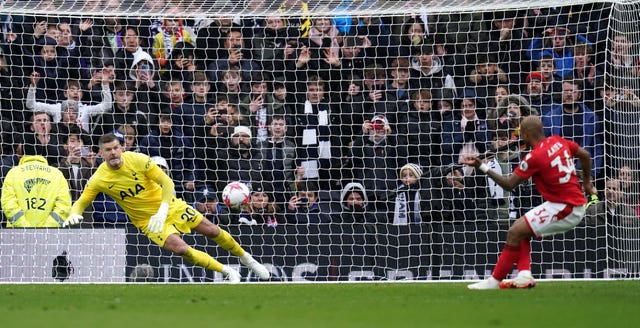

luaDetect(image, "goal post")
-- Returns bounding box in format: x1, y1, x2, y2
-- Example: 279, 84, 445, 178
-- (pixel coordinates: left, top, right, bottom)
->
0, 0, 638, 282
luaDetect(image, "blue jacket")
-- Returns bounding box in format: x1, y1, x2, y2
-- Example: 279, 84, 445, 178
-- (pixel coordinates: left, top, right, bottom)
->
541, 104, 603, 177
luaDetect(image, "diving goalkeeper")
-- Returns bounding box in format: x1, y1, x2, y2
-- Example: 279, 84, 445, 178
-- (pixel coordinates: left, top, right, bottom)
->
63, 133, 270, 282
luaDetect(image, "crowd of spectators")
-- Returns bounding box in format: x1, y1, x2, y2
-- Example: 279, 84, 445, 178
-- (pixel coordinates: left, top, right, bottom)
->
0, 2, 639, 228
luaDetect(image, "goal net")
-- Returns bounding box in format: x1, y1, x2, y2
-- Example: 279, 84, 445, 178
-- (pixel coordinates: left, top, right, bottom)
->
0, 0, 638, 282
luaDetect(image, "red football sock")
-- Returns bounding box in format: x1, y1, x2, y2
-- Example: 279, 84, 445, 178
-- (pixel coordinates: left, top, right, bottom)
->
492, 243, 521, 281
517, 238, 531, 272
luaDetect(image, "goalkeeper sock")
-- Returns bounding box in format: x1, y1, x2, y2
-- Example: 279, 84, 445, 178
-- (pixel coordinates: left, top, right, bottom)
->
182, 247, 224, 272
517, 238, 532, 272
492, 243, 521, 281
211, 228, 246, 257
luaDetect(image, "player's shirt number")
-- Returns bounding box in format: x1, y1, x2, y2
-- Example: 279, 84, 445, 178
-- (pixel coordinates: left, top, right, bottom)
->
181, 206, 198, 223
24, 197, 46, 210
550, 150, 575, 184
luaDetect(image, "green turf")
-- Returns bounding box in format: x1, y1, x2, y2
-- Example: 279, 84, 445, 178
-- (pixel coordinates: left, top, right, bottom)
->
0, 281, 638, 328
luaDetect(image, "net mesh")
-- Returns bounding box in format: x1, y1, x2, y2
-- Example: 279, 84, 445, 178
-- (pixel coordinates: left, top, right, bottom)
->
0, 0, 638, 282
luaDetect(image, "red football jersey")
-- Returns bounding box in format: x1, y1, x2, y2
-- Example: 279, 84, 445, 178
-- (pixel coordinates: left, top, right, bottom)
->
514, 135, 587, 206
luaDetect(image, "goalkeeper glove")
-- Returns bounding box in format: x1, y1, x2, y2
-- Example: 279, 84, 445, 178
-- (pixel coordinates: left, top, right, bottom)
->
586, 194, 599, 209
62, 214, 84, 227
147, 202, 169, 234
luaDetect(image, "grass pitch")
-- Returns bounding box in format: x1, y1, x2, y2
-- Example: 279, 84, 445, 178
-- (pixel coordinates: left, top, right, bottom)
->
1, 280, 638, 328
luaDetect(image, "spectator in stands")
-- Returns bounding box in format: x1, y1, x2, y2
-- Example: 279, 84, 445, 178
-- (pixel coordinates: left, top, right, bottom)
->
607, 32, 638, 83
286, 180, 330, 224
542, 79, 604, 177
237, 183, 282, 227
568, 43, 603, 111
484, 129, 519, 226
18, 112, 64, 165
585, 177, 637, 226
115, 124, 139, 152
306, 17, 342, 85
409, 44, 459, 101
195, 17, 237, 67
616, 163, 640, 210
361, 63, 387, 114
217, 68, 246, 105
138, 109, 196, 201
292, 76, 342, 190
152, 14, 194, 70
526, 27, 590, 78
398, 89, 443, 168
393, 17, 426, 58
162, 41, 197, 87
259, 116, 299, 208
215, 125, 269, 194
464, 54, 508, 108
484, 10, 528, 89
338, 72, 367, 143
351, 114, 404, 212
192, 184, 226, 226
32, 36, 68, 101
94, 80, 149, 138
56, 21, 89, 81
536, 55, 563, 104
374, 57, 411, 132
494, 95, 537, 139
337, 182, 378, 224
84, 16, 125, 70
114, 26, 145, 81
56, 126, 96, 209
602, 83, 640, 170
486, 85, 512, 129
85, 61, 116, 103
337, 35, 372, 83
251, 15, 293, 79
26, 71, 112, 134
441, 95, 490, 166
239, 73, 278, 142
207, 27, 260, 85
192, 96, 232, 183
129, 48, 162, 116
176, 72, 213, 138
277, 0, 312, 38
1, 143, 72, 228
427, 164, 490, 223
391, 163, 426, 225
521, 71, 554, 116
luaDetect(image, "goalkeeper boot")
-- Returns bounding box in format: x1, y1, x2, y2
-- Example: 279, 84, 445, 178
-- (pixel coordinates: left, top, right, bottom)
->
467, 276, 500, 290
499, 271, 536, 289
222, 266, 241, 283
240, 253, 271, 280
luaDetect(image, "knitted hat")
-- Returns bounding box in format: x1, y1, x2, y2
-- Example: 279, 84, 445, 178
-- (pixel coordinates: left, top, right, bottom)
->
232, 125, 252, 138
526, 71, 547, 83
400, 163, 423, 179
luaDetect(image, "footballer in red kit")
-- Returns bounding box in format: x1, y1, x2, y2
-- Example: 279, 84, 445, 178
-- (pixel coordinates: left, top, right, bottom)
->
513, 135, 586, 207
462, 116, 597, 290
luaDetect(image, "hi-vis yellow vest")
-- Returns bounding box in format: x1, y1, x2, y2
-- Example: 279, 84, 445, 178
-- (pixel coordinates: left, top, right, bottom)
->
1, 155, 72, 227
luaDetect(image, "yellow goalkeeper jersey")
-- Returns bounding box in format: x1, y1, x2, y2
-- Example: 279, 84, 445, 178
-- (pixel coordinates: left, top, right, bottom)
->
74, 152, 168, 226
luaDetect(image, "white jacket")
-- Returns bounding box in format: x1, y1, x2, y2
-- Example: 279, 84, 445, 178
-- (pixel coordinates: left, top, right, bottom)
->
25, 84, 113, 133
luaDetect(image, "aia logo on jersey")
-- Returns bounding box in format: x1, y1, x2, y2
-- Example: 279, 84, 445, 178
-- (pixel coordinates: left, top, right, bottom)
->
120, 183, 146, 200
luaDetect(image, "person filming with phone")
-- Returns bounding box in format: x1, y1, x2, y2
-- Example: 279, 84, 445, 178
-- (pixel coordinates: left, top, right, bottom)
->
286, 180, 330, 224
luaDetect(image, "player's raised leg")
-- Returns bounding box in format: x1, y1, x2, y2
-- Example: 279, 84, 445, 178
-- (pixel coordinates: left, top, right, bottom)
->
196, 219, 271, 280
163, 234, 241, 283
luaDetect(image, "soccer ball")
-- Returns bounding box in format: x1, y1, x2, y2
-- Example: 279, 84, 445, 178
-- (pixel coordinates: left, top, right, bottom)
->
221, 181, 251, 209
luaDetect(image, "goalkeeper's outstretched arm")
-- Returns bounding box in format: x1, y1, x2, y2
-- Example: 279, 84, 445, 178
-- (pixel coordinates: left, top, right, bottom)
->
63, 185, 99, 227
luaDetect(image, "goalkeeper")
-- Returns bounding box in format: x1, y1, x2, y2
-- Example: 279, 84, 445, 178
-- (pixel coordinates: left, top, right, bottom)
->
63, 133, 270, 282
